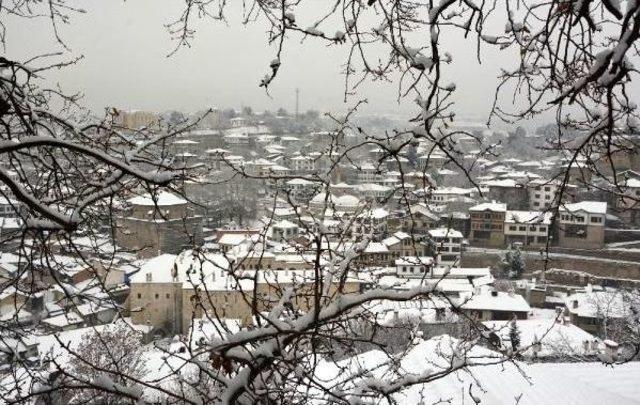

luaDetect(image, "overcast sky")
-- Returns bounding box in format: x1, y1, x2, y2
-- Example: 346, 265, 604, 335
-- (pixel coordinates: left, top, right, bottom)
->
9, 1, 532, 126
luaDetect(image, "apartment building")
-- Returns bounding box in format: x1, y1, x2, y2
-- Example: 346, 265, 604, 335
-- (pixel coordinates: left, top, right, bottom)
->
469, 202, 507, 247
528, 179, 577, 210
557, 201, 607, 249
427, 228, 463, 268
503, 211, 552, 247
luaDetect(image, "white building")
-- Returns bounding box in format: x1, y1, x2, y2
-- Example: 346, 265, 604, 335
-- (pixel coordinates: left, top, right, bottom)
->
503, 210, 552, 247
427, 228, 463, 268
395, 257, 434, 278
558, 201, 607, 249
528, 179, 577, 210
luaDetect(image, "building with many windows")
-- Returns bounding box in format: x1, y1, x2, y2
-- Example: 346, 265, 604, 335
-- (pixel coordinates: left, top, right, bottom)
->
428, 228, 463, 268
469, 202, 507, 247
557, 201, 607, 249
503, 211, 552, 247
528, 179, 577, 210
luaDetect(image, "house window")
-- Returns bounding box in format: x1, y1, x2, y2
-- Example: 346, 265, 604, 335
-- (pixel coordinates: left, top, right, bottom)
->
509, 225, 516, 231
166, 293, 170, 299
155, 293, 159, 299
539, 226, 547, 232
591, 216, 602, 224
519, 226, 526, 231
137, 293, 141, 299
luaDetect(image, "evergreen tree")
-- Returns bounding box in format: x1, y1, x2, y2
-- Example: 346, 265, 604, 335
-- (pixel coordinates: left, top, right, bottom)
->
502, 245, 526, 279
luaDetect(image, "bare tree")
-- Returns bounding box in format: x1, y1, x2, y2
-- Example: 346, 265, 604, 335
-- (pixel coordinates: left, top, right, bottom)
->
0, 0, 639, 404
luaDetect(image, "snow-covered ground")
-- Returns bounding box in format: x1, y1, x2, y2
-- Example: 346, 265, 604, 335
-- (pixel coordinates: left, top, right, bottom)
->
311, 334, 640, 404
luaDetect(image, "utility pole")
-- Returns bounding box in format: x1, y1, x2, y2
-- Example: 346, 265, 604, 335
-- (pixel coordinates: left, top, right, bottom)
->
295, 88, 300, 119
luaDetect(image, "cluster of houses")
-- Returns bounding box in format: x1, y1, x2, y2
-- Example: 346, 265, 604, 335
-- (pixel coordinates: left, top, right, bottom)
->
0, 112, 637, 374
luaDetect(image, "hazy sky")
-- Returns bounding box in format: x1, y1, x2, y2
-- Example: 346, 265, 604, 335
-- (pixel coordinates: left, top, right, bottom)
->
9, 1, 527, 125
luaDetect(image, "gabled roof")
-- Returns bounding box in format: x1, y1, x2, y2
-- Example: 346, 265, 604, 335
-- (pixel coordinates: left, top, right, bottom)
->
460, 289, 531, 313
428, 228, 463, 238
561, 201, 607, 215
469, 202, 507, 212
505, 210, 552, 225
128, 191, 187, 207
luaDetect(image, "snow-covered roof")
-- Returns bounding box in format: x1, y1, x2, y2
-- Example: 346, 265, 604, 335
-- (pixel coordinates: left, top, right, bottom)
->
624, 178, 640, 188
469, 202, 507, 212
330, 182, 353, 189
363, 242, 389, 253
408, 203, 439, 219
565, 289, 628, 319
273, 219, 298, 229
460, 289, 531, 313
335, 194, 360, 207
355, 183, 392, 192
505, 210, 552, 225
428, 228, 463, 238
483, 318, 598, 358
357, 207, 389, 219
41, 312, 83, 328
286, 178, 315, 186
0, 196, 18, 205
561, 201, 607, 215
312, 334, 640, 404
128, 191, 187, 207
218, 233, 256, 246
0, 217, 21, 230
481, 178, 521, 188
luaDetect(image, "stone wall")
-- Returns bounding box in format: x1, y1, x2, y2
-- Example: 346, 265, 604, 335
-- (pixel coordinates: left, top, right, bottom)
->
462, 251, 640, 280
